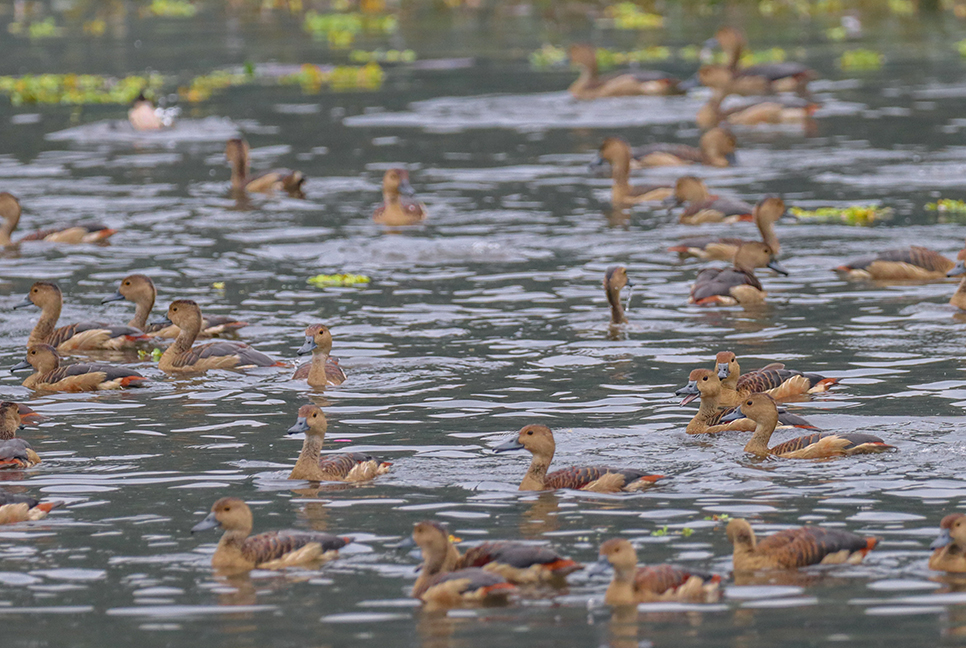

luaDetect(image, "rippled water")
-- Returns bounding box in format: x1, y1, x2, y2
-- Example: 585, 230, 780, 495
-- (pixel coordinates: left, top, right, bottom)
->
3, 6, 966, 648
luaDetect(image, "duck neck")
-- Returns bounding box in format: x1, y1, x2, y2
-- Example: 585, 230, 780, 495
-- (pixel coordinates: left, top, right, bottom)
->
172, 318, 200, 353
605, 564, 637, 605
696, 393, 720, 423
29, 300, 61, 347
308, 348, 331, 385
130, 295, 155, 330
606, 286, 626, 324
292, 434, 325, 480
520, 451, 551, 491
0, 211, 17, 246
413, 546, 451, 597
571, 64, 598, 94
214, 528, 249, 565
230, 156, 249, 190
383, 187, 400, 207
610, 154, 632, 203
757, 218, 780, 255
743, 416, 778, 456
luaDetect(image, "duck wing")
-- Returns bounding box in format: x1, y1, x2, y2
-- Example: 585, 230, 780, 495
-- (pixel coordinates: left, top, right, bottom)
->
316, 453, 386, 479
756, 526, 875, 568
180, 341, 278, 368
241, 530, 347, 564
634, 565, 720, 595
839, 247, 951, 273
460, 542, 578, 573
631, 143, 703, 164
421, 568, 514, 599
690, 267, 761, 303
49, 322, 145, 348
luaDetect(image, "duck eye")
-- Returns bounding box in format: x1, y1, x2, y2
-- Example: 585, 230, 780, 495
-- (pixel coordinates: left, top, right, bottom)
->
526, 430, 533, 435
746, 400, 753, 406
702, 376, 708, 381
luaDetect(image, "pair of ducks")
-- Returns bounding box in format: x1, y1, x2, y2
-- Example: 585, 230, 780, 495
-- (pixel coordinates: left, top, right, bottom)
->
698, 26, 817, 97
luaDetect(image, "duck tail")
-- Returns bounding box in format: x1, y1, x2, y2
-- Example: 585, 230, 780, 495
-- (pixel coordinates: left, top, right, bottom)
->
34, 501, 63, 513
667, 244, 689, 253
544, 558, 581, 574
808, 377, 839, 393
479, 582, 516, 596
119, 376, 149, 388
638, 474, 665, 483
91, 228, 118, 241
860, 537, 878, 556
736, 214, 753, 222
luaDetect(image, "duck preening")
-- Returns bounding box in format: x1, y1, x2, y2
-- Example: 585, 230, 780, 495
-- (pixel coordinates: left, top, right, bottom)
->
0, 193, 116, 246
292, 324, 346, 387
372, 169, 427, 225
689, 242, 786, 306
726, 518, 877, 571
13, 344, 148, 392
225, 138, 305, 198
287, 405, 390, 482
929, 514, 966, 573
568, 44, 681, 100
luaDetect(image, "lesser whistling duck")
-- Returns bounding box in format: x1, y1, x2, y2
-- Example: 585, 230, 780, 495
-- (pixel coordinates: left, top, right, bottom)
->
835, 246, 954, 281
700, 26, 816, 96
0, 490, 61, 525
665, 177, 754, 225
128, 92, 164, 131
593, 138, 673, 207
721, 393, 894, 459
372, 169, 427, 226
589, 538, 720, 605
405, 520, 580, 585
13, 344, 148, 392
630, 128, 737, 169
287, 405, 390, 482
154, 300, 280, 375
493, 424, 664, 492
408, 521, 516, 609
669, 196, 785, 260
696, 92, 818, 130
567, 44, 681, 100
929, 514, 966, 573
603, 266, 631, 325
225, 138, 305, 198
16, 403, 43, 425
715, 351, 839, 405
726, 518, 877, 571
948, 249, 966, 309
292, 324, 346, 387
192, 497, 349, 571
0, 193, 116, 246
675, 369, 816, 435
0, 401, 41, 468
689, 242, 786, 306
102, 274, 247, 339
15, 281, 147, 352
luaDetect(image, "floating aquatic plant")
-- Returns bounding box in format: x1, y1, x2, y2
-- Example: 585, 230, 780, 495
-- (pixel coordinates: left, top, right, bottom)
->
926, 199, 966, 213
302, 10, 397, 48
839, 49, 883, 71
8, 18, 62, 39
280, 62, 384, 93
146, 0, 199, 17
597, 46, 672, 69
349, 49, 416, 64
307, 274, 371, 287
529, 44, 568, 69
789, 205, 891, 225
604, 3, 663, 30
958, 39, 966, 59
0, 73, 164, 105
178, 69, 250, 103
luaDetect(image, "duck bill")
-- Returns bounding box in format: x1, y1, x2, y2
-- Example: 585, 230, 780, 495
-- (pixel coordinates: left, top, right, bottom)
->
493, 438, 524, 453
588, 156, 610, 177
296, 337, 317, 356
948, 261, 966, 278
10, 360, 31, 373
191, 512, 221, 533
398, 179, 416, 197
717, 363, 730, 379
149, 315, 173, 327
661, 195, 681, 209
101, 290, 126, 304
13, 295, 34, 310
394, 535, 416, 550
586, 556, 612, 578
767, 258, 789, 276
287, 417, 309, 435
719, 407, 744, 423
675, 381, 699, 406
931, 528, 952, 550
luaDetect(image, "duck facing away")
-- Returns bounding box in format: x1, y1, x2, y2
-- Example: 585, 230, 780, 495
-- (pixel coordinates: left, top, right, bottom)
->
630, 128, 737, 169
102, 274, 247, 339
715, 351, 839, 404
287, 405, 390, 482
689, 242, 786, 306
15, 281, 147, 352
721, 393, 894, 459
128, 92, 164, 131
669, 196, 785, 260
192, 497, 349, 571
593, 138, 673, 207
0, 193, 116, 246
590, 538, 720, 605
372, 169, 427, 225
13, 344, 148, 392
493, 424, 664, 492
225, 138, 305, 198
292, 325, 346, 387
568, 44, 680, 100
0, 401, 41, 469
0, 491, 61, 525
604, 266, 631, 325
835, 246, 954, 281
154, 300, 280, 375
726, 518, 877, 571
929, 514, 966, 573
665, 176, 754, 225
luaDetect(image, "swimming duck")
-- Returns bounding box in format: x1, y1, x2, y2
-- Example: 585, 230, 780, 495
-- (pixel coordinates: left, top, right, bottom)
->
405, 520, 580, 585
699, 27, 816, 96
15, 281, 147, 352
0, 401, 41, 468
928, 514, 966, 573
593, 139, 674, 207
191, 497, 349, 571
589, 538, 720, 605
154, 300, 280, 375
287, 405, 390, 482
372, 168, 427, 225
604, 266, 631, 325
225, 138, 305, 198
493, 424, 664, 492
689, 242, 786, 306
949, 252, 966, 309
665, 177, 754, 225
292, 325, 346, 387
102, 274, 248, 339
675, 369, 816, 435
715, 351, 839, 404
0, 193, 116, 246
721, 393, 894, 459
669, 196, 785, 259
568, 44, 681, 100
630, 128, 737, 169
696, 92, 818, 130
726, 518, 877, 571
15, 403, 43, 425
13, 344, 148, 392
835, 246, 954, 281
0, 491, 61, 525
128, 92, 164, 131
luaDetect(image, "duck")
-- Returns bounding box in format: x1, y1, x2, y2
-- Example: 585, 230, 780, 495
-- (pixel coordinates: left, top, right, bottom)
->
603, 266, 631, 325
153, 300, 280, 375
675, 369, 816, 435
567, 44, 681, 100
404, 520, 580, 585
589, 538, 720, 605
493, 424, 664, 492
292, 325, 346, 387
669, 196, 785, 261
664, 177, 754, 225
696, 92, 818, 131
699, 26, 816, 96
726, 518, 877, 571
0, 401, 41, 468
835, 246, 954, 281
15, 281, 147, 352
928, 514, 966, 573
0, 193, 116, 246
689, 242, 786, 306
0, 491, 61, 525
191, 497, 349, 571
721, 393, 894, 459
15, 403, 43, 425
128, 92, 164, 131
630, 128, 737, 169
12, 344, 149, 392
225, 138, 305, 198
287, 404, 390, 482
592, 138, 674, 207
372, 168, 427, 225
715, 351, 839, 404
949, 250, 966, 309
102, 274, 248, 339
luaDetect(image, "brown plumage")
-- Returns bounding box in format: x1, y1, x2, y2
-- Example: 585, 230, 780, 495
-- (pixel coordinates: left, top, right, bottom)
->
0, 401, 41, 469
0, 193, 116, 246
0, 491, 61, 524
929, 514, 966, 573
287, 405, 390, 482
715, 351, 839, 405
14, 344, 148, 392
727, 518, 877, 571
102, 274, 247, 338
156, 300, 280, 375
594, 539, 720, 605
700, 28, 816, 95
567, 44, 680, 100
372, 169, 427, 225
292, 324, 346, 387
664, 177, 753, 225
593, 138, 673, 207
191, 497, 348, 571
835, 246, 954, 281
630, 128, 737, 169
16, 403, 44, 425
697, 92, 818, 130
603, 266, 630, 325
225, 138, 305, 198
493, 424, 664, 492
689, 242, 786, 306
15, 281, 147, 352
669, 196, 785, 260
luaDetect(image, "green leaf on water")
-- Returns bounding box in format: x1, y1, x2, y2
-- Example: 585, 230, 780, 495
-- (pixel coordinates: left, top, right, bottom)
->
307, 273, 371, 287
